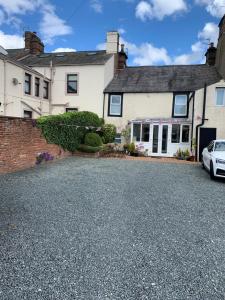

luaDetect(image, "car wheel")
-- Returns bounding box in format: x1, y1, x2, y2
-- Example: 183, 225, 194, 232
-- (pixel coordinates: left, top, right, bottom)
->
210, 161, 215, 180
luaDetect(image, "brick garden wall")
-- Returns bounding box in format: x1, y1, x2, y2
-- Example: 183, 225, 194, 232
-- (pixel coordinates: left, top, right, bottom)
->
0, 116, 71, 174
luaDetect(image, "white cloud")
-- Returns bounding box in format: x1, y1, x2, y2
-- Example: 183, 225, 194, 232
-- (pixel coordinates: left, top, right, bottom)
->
97, 38, 172, 65
174, 22, 219, 64
135, 0, 187, 21
0, 30, 24, 48
97, 21, 219, 66
39, 3, 72, 44
90, 0, 103, 13
118, 27, 126, 35
195, 0, 225, 18
52, 47, 76, 53
0, 0, 72, 44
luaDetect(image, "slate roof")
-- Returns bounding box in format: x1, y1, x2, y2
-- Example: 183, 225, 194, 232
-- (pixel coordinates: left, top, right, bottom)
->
6, 49, 113, 67
104, 65, 222, 93
0, 53, 50, 79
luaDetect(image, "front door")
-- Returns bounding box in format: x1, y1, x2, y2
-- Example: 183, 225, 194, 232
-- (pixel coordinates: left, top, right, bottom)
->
151, 124, 169, 156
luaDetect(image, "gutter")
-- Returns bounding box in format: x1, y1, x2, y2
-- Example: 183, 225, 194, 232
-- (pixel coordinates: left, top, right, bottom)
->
195, 83, 207, 161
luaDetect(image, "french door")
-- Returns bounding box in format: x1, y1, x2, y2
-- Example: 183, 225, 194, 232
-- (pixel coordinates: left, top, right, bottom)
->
151, 124, 169, 156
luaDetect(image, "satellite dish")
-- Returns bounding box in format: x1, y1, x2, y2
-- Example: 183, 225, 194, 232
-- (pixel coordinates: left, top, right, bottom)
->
0, 46, 8, 55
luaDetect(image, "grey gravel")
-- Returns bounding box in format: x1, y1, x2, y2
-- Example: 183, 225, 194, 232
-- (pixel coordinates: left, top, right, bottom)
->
0, 157, 225, 300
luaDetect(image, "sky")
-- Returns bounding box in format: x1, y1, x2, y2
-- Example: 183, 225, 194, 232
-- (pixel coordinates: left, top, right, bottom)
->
0, 0, 225, 66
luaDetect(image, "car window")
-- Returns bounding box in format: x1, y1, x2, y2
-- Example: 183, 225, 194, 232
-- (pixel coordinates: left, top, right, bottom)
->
214, 142, 225, 151
207, 142, 214, 152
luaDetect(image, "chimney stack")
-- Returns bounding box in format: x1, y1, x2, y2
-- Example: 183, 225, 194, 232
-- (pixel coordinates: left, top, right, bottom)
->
106, 31, 119, 54
205, 42, 217, 66
24, 31, 44, 55
117, 44, 128, 70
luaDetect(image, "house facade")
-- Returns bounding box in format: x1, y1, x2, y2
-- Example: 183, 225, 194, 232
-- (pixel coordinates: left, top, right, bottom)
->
1, 15, 225, 160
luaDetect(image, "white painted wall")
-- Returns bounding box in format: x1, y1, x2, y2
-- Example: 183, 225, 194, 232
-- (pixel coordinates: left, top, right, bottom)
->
34, 58, 115, 116
0, 57, 50, 118
193, 80, 225, 140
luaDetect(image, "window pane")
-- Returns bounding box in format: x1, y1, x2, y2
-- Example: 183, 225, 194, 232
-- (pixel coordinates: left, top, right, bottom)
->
175, 95, 187, 105
68, 81, 77, 93
182, 125, 190, 143
174, 105, 187, 116
110, 105, 121, 115
162, 125, 168, 153
216, 89, 225, 106
133, 124, 141, 142
110, 95, 121, 115
172, 124, 180, 143
174, 95, 187, 116
152, 125, 159, 153
68, 74, 77, 81
111, 95, 121, 104
142, 124, 150, 142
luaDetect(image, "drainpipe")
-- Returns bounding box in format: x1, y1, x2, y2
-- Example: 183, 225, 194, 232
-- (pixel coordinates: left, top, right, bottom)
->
195, 83, 207, 161
190, 92, 195, 150
3, 59, 6, 116
49, 60, 53, 115
102, 93, 106, 119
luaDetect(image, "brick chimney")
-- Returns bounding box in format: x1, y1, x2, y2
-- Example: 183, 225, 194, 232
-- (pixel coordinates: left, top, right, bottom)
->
117, 44, 128, 70
205, 43, 217, 66
216, 15, 225, 77
25, 31, 44, 54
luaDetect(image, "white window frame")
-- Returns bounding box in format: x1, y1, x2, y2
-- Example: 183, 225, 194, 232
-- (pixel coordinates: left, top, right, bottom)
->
216, 88, 225, 106
173, 94, 188, 117
109, 94, 122, 116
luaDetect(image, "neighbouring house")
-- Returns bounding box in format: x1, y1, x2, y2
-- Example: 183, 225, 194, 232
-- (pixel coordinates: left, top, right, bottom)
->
1, 15, 225, 160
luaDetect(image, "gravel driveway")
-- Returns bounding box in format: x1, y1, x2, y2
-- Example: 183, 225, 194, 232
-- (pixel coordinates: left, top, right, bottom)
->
0, 157, 225, 299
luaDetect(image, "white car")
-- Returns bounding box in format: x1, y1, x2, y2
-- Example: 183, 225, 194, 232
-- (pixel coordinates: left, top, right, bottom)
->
202, 140, 225, 179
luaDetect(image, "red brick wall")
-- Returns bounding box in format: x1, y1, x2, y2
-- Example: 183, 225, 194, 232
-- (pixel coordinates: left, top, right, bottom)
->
0, 117, 71, 174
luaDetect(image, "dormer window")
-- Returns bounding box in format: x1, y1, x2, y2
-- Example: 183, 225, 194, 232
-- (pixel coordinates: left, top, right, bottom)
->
173, 93, 189, 118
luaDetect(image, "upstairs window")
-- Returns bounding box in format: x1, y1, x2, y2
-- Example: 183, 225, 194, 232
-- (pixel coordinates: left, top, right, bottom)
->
108, 94, 122, 117
24, 73, 31, 95
67, 74, 78, 94
216, 88, 225, 106
43, 81, 49, 99
35, 77, 40, 97
173, 94, 188, 117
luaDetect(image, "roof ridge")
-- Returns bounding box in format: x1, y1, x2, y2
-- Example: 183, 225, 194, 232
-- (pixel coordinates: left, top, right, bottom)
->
126, 64, 208, 69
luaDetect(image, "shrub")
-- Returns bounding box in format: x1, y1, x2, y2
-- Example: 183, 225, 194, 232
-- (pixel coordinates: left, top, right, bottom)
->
84, 133, 102, 147
37, 111, 102, 152
77, 145, 103, 153
101, 124, 116, 144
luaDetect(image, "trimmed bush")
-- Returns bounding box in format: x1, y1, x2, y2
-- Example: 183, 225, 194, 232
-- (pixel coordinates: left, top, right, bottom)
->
84, 133, 102, 147
77, 145, 103, 153
101, 124, 116, 144
37, 111, 102, 152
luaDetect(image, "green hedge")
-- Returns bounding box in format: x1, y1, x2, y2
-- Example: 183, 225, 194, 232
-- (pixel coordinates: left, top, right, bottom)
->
85, 133, 102, 147
37, 111, 102, 152
77, 145, 103, 153
101, 124, 117, 144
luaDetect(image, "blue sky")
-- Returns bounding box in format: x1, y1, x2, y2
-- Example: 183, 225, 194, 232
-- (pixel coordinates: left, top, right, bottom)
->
0, 0, 225, 65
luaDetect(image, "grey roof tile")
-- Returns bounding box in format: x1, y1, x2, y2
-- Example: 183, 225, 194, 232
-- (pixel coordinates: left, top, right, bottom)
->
104, 65, 222, 93
6, 49, 113, 66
